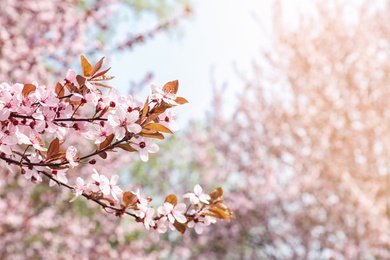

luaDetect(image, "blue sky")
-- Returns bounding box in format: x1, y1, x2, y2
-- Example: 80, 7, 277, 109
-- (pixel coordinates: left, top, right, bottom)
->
108, 0, 285, 124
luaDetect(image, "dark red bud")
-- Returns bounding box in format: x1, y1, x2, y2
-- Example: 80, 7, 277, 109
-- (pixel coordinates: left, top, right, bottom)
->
89, 159, 97, 165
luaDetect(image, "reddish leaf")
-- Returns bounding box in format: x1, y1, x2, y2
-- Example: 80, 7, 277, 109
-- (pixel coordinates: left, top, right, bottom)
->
97, 106, 110, 118
117, 143, 137, 152
91, 67, 111, 80
22, 84, 36, 97
142, 106, 169, 126
55, 82, 65, 97
45, 152, 66, 163
91, 57, 105, 76
140, 97, 149, 124
164, 194, 178, 206
91, 74, 114, 82
209, 187, 224, 202
173, 221, 186, 234
175, 96, 189, 105
144, 123, 173, 134
99, 134, 115, 150
208, 207, 231, 222
46, 138, 60, 160
162, 80, 179, 94
80, 55, 93, 77
76, 75, 86, 87
98, 151, 107, 159
65, 82, 76, 93
123, 191, 138, 207
93, 82, 112, 89
139, 130, 165, 140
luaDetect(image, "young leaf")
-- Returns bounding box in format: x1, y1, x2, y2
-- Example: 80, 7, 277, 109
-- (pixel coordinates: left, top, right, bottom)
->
123, 191, 138, 207
209, 187, 224, 202
164, 194, 178, 206
76, 75, 86, 87
98, 151, 108, 159
90, 67, 112, 80
91, 57, 105, 76
93, 82, 112, 89
140, 97, 149, 124
45, 152, 66, 163
162, 80, 179, 94
91, 74, 114, 81
96, 106, 109, 118
99, 134, 115, 150
175, 97, 189, 105
139, 130, 165, 140
22, 84, 36, 97
173, 221, 186, 234
208, 207, 231, 222
144, 123, 173, 134
55, 82, 65, 98
117, 143, 138, 152
142, 105, 169, 126
46, 138, 60, 161
80, 55, 93, 77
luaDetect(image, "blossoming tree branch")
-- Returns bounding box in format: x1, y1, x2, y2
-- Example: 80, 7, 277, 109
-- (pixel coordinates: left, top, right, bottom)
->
0, 56, 233, 235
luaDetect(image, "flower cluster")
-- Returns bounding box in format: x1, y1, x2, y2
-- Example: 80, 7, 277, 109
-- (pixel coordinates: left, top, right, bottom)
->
0, 56, 233, 234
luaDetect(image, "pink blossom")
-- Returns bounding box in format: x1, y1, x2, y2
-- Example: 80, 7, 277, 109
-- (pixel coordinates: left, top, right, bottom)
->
0, 103, 10, 121
85, 123, 113, 144
49, 168, 68, 187
92, 169, 122, 201
22, 167, 42, 183
143, 207, 156, 230
149, 216, 168, 242
187, 215, 217, 235
107, 107, 141, 140
34, 85, 58, 107
158, 109, 179, 132
66, 146, 79, 168
21, 153, 45, 183
16, 129, 47, 151
32, 106, 58, 133
150, 85, 178, 105
131, 137, 159, 162
183, 184, 211, 205
70, 177, 88, 202
157, 202, 187, 224
65, 69, 77, 83
133, 189, 151, 208
155, 216, 168, 234
0, 129, 18, 155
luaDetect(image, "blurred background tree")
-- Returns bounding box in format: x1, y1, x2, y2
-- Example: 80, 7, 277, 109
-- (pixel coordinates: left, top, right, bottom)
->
126, 0, 390, 258
0, 0, 191, 84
